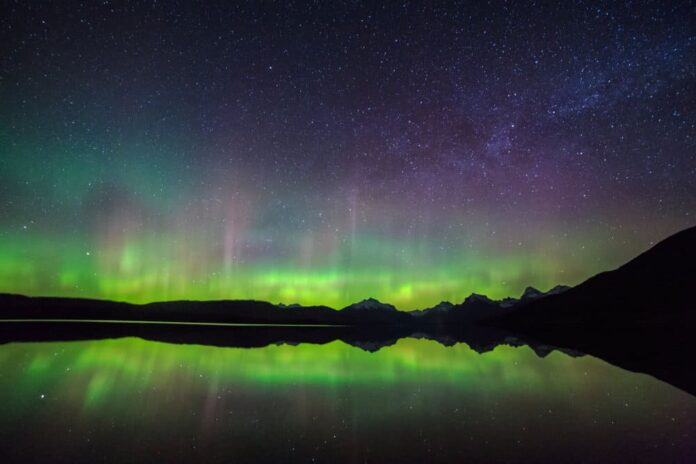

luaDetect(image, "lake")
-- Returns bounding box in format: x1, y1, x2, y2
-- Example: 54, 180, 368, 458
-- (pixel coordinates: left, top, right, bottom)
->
0, 336, 694, 463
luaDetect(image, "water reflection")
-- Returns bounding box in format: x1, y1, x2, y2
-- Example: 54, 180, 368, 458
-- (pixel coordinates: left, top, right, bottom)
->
0, 336, 695, 463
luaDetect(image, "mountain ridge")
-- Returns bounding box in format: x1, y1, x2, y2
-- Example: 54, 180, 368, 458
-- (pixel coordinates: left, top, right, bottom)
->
0, 284, 569, 325
485, 225, 696, 395
1, 225, 695, 394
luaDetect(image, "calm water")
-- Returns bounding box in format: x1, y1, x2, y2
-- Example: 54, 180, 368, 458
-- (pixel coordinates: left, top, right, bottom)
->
0, 337, 694, 463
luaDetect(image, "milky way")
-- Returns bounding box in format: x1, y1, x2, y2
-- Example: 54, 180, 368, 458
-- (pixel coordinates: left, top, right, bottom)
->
0, 2, 694, 308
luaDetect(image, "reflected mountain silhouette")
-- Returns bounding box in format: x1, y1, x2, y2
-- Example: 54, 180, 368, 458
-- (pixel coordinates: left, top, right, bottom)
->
487, 225, 696, 398
2, 320, 687, 395
1, 225, 694, 397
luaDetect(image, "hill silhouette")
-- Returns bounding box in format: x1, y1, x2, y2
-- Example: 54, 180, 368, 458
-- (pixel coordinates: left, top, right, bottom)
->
0, 287, 564, 326
487, 225, 696, 394
0, 294, 414, 326
494, 225, 696, 324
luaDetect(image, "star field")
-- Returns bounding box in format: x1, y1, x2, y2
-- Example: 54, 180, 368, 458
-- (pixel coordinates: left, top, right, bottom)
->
0, 1, 694, 308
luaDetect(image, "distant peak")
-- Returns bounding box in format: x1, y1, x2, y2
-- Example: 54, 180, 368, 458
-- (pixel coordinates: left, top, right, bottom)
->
344, 298, 397, 311
498, 297, 519, 308
356, 297, 384, 306
426, 301, 455, 312
547, 285, 571, 295
277, 303, 302, 309
464, 293, 495, 304
521, 287, 543, 299
433, 301, 454, 310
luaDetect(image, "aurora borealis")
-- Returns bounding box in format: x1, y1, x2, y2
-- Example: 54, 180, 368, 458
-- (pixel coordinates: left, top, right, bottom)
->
1, 2, 695, 308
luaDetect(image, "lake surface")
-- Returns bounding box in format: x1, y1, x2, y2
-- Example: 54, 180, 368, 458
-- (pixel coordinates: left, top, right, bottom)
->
0, 336, 694, 463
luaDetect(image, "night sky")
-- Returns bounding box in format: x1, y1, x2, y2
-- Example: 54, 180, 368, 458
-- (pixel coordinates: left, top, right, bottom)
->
0, 1, 694, 308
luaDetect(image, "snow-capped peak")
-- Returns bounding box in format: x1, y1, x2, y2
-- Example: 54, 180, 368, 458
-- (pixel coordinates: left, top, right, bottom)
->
345, 298, 397, 312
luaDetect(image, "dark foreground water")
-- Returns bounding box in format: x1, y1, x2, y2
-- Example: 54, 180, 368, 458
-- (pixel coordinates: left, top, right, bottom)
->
0, 336, 694, 463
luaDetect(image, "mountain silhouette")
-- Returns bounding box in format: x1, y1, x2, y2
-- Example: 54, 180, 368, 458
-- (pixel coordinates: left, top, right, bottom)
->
0, 286, 564, 327
1, 226, 694, 393
491, 225, 696, 325
413, 286, 569, 327
339, 298, 413, 325
488, 225, 696, 394
0, 294, 414, 326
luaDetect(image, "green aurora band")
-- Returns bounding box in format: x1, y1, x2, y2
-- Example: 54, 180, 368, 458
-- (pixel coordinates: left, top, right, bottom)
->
0, 114, 689, 310
0, 0, 694, 310
0, 216, 665, 309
